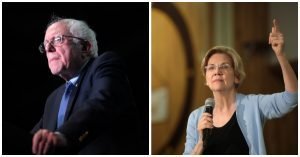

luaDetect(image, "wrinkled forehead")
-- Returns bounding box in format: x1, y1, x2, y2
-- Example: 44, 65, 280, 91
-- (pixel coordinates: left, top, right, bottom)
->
207, 52, 233, 64
44, 22, 69, 40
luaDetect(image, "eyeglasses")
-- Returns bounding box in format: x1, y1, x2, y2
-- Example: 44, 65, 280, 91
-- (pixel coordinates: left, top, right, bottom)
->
205, 63, 232, 72
39, 35, 87, 53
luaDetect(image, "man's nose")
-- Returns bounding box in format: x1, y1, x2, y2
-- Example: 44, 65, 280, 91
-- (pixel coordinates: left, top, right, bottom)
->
45, 43, 56, 53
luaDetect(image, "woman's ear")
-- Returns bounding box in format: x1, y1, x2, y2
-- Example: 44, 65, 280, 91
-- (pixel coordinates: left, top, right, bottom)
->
204, 80, 209, 87
234, 76, 240, 85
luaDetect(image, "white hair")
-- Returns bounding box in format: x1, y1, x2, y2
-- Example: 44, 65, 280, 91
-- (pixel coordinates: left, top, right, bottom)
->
48, 18, 98, 57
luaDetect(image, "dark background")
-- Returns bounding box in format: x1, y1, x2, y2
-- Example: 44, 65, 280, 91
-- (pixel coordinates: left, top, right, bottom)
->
2, 2, 149, 154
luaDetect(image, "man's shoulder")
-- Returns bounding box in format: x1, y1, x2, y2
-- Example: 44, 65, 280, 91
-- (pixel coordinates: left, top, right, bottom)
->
95, 51, 122, 63
45, 84, 65, 103
50, 84, 65, 95
87, 51, 125, 72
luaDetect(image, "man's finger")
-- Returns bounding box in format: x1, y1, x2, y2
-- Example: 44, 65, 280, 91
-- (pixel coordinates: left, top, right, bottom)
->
37, 139, 46, 155
43, 139, 51, 154
32, 130, 43, 154
43, 132, 54, 154
35, 129, 48, 154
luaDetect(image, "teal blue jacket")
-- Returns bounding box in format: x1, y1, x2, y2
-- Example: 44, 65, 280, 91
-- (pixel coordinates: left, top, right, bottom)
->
183, 91, 297, 155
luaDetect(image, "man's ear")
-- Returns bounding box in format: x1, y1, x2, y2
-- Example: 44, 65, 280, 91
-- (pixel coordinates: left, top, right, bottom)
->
81, 41, 92, 59
82, 41, 91, 52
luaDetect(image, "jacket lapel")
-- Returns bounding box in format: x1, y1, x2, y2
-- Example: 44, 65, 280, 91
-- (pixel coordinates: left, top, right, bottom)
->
48, 85, 65, 131
64, 82, 80, 121
63, 58, 94, 122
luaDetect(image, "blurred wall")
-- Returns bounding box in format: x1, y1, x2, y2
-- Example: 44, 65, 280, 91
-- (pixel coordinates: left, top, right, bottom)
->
152, 2, 212, 154
152, 2, 297, 155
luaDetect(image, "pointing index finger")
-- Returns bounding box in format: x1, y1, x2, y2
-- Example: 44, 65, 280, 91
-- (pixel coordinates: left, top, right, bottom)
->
273, 19, 280, 32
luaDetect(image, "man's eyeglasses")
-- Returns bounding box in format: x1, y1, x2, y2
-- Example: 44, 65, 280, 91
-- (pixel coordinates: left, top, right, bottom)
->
39, 35, 87, 53
205, 63, 232, 72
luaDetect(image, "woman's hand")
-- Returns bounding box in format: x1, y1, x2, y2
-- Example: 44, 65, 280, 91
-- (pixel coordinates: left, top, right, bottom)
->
191, 112, 213, 155
197, 112, 214, 137
269, 19, 284, 56
268, 19, 297, 93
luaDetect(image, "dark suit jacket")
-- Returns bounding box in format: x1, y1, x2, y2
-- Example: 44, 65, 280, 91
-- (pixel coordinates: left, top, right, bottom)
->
32, 51, 140, 154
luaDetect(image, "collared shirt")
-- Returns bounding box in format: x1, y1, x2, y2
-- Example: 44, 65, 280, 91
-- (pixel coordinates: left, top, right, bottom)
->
68, 75, 79, 86
66, 58, 91, 84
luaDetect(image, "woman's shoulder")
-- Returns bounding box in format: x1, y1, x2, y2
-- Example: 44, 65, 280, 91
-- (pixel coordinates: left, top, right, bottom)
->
237, 91, 297, 106
236, 92, 269, 101
188, 105, 205, 120
236, 93, 263, 106
236, 91, 296, 101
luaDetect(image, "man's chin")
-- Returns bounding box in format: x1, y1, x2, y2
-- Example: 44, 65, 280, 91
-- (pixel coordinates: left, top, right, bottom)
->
49, 68, 61, 76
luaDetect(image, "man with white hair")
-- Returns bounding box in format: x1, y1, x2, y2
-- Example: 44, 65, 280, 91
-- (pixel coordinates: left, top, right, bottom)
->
31, 17, 138, 154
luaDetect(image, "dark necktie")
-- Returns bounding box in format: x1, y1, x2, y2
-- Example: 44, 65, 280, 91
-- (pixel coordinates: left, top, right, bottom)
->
57, 82, 75, 128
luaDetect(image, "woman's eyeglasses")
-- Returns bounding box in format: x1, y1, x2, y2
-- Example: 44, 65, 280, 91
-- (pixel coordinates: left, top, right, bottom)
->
205, 63, 232, 72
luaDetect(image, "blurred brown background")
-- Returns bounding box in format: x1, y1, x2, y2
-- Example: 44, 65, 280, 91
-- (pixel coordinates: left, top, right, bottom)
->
152, 2, 297, 155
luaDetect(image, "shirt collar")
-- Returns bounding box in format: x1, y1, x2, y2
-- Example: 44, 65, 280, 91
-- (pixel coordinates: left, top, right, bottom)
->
66, 58, 91, 85
67, 75, 79, 86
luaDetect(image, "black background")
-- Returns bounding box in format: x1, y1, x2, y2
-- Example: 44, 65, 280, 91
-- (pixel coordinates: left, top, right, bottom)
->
2, 2, 149, 154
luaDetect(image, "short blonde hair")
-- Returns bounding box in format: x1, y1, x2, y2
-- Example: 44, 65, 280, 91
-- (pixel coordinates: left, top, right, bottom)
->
201, 46, 246, 88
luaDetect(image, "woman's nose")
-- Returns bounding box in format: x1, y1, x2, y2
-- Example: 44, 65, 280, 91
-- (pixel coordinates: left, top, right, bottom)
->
213, 67, 222, 75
